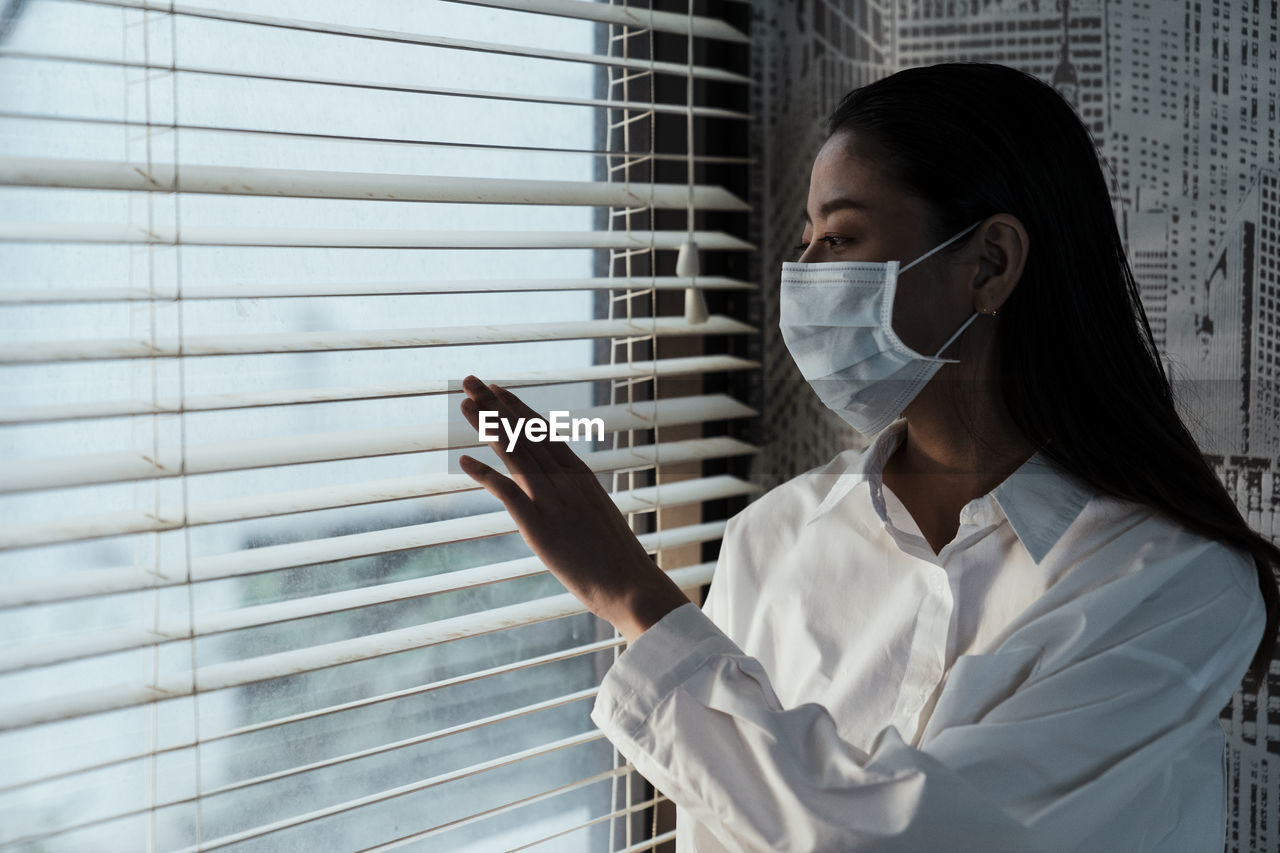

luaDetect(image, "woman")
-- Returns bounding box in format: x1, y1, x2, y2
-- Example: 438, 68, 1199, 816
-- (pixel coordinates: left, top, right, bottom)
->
456, 62, 1280, 851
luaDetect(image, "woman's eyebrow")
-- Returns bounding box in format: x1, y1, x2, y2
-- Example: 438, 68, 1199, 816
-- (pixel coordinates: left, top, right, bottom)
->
802, 197, 872, 222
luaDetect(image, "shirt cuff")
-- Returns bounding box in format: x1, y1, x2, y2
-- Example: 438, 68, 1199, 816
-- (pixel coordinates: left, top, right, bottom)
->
590, 601, 742, 740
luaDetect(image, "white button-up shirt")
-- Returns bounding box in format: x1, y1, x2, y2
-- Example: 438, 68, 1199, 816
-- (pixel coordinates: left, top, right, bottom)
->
589, 418, 1266, 852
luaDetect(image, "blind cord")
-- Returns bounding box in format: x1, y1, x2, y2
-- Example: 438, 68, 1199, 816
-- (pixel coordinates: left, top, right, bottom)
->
676, 0, 706, 326
137, 5, 161, 850
164, 0, 206, 845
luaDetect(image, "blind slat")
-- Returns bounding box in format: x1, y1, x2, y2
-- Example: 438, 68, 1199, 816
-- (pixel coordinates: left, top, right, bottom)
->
8, 708, 629, 853
0, 222, 755, 251
1, 435, 758, 549
455, 0, 751, 44
3, 277, 756, 306
0, 110, 758, 167
2, 518, 731, 673
0, 355, 759, 423
198, 687, 604, 800
7, 640, 631, 798
366, 765, 633, 852
179, 729, 614, 853
69, 0, 751, 83
9, 687, 604, 817
40, 478, 746, 604
505, 794, 669, 853
0, 561, 715, 731
0, 314, 754, 365
1, 474, 755, 607
2, 394, 756, 494
0, 156, 751, 209
0, 51, 753, 120
620, 829, 679, 853
12, 729, 613, 852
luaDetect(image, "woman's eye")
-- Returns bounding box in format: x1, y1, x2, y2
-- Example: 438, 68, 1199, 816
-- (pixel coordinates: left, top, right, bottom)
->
790, 236, 850, 259
783, 234, 855, 261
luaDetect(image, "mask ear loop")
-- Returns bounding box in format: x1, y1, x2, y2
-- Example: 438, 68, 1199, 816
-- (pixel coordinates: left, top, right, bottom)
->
931, 311, 979, 362
899, 219, 983, 274
900, 219, 985, 363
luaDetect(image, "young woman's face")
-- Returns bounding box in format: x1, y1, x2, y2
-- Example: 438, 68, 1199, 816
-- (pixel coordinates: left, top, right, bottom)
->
796, 131, 980, 360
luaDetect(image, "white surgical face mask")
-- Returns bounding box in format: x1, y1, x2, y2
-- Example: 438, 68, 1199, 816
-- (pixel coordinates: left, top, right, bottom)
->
778, 220, 983, 437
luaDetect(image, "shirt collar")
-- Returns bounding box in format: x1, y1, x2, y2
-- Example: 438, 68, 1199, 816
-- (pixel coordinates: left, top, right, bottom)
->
803, 418, 1096, 564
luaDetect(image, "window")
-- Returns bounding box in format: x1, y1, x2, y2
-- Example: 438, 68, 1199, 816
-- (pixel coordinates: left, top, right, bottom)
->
0, 0, 757, 849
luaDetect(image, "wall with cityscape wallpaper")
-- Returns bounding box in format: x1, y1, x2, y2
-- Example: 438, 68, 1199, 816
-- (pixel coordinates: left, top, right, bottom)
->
742, 1, 1280, 848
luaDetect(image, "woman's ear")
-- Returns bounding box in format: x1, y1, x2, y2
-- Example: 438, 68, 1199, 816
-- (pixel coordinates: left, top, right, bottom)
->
969, 214, 1028, 315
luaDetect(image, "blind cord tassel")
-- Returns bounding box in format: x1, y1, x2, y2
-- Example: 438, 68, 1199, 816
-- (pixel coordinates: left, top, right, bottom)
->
678, 239, 707, 324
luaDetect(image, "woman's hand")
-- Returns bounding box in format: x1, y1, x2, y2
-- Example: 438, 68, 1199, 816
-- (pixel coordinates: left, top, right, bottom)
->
456, 374, 690, 644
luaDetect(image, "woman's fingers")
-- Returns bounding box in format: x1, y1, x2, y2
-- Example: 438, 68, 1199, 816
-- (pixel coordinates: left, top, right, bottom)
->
458, 453, 533, 519
459, 375, 549, 494
486, 382, 595, 476
456, 376, 686, 638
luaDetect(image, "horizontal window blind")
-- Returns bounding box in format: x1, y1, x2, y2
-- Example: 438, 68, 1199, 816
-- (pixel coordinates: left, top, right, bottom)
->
0, 0, 757, 851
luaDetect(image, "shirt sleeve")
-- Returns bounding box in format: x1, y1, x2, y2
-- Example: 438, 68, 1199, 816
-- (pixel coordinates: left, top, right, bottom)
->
588, 540, 1268, 853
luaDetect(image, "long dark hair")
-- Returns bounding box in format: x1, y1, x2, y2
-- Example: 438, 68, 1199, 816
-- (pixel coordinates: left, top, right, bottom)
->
824, 61, 1279, 683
